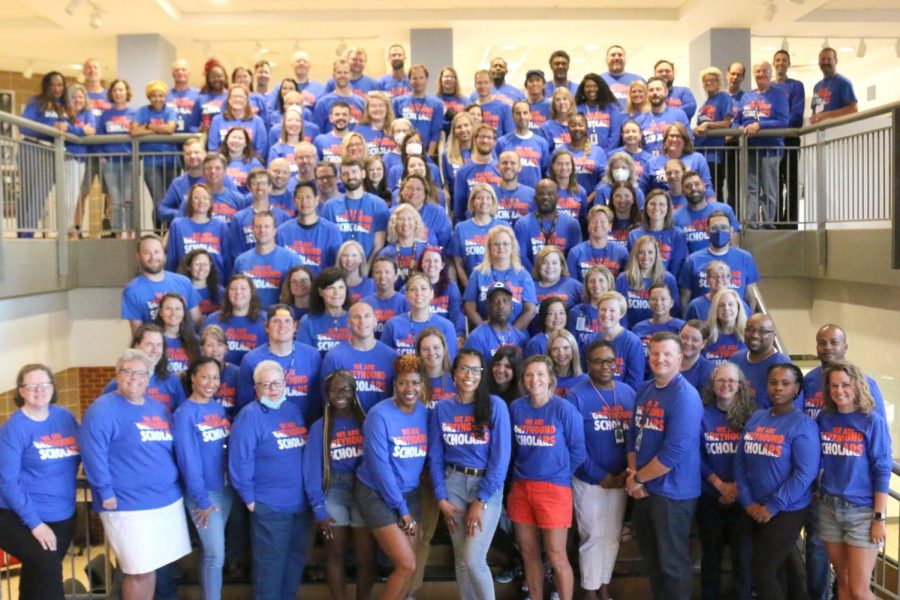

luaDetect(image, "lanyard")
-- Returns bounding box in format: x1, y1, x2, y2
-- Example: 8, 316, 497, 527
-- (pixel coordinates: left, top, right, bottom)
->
539, 214, 559, 245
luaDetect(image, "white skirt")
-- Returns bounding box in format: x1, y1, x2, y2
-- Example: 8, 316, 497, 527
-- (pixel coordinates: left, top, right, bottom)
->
99, 498, 192, 574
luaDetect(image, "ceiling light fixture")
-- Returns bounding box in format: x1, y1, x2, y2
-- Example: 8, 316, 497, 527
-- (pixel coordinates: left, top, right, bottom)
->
822, 37, 830, 50
89, 8, 101, 29
763, 1, 777, 22
857, 38, 867, 58
780, 37, 790, 52
65, 0, 84, 16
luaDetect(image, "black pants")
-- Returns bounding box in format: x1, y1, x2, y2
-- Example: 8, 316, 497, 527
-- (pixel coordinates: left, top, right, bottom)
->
633, 494, 697, 600
749, 507, 806, 600
696, 494, 752, 600
778, 136, 801, 227
0, 509, 76, 600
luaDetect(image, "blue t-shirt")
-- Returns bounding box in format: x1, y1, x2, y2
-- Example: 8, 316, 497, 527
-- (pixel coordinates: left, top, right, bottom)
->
165, 217, 230, 278
379, 74, 412, 98
509, 395, 586, 487
627, 226, 688, 277
811, 74, 856, 116
667, 86, 697, 120
773, 79, 805, 128
320, 341, 397, 411
203, 312, 268, 365
121, 272, 201, 323
703, 332, 747, 365
464, 322, 529, 360
735, 408, 819, 515
103, 373, 186, 413
476, 99, 514, 137
356, 398, 429, 516
166, 87, 201, 133
677, 246, 760, 302
80, 393, 182, 512
0, 406, 80, 528
614, 271, 680, 326
382, 312, 459, 359
585, 330, 646, 391
312, 93, 366, 132
513, 212, 583, 270
276, 218, 343, 275
527, 99, 552, 133
680, 356, 716, 394
232, 246, 302, 308
228, 400, 308, 512
534, 277, 583, 311
172, 400, 230, 510
450, 218, 504, 275
463, 268, 538, 324
98, 107, 137, 158
564, 144, 608, 193
320, 193, 390, 258
733, 87, 789, 154
496, 133, 550, 189
188, 91, 227, 133
227, 205, 291, 265
453, 162, 503, 222
568, 379, 636, 485
133, 105, 178, 164
392, 94, 445, 149
694, 92, 734, 163
641, 107, 690, 156
699, 403, 742, 497
577, 103, 623, 152
730, 350, 794, 409
495, 185, 536, 228
567, 241, 629, 281
361, 293, 410, 339
428, 395, 511, 502
601, 72, 645, 107
237, 342, 322, 424
802, 366, 886, 421
673, 201, 741, 254
296, 312, 352, 356
627, 374, 703, 500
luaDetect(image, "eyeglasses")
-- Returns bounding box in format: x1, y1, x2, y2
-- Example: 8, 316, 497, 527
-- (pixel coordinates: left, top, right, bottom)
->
119, 368, 150, 380
456, 366, 484, 375
19, 382, 53, 392
256, 379, 285, 390
587, 358, 617, 366
714, 378, 739, 386
708, 225, 730, 232
745, 327, 775, 336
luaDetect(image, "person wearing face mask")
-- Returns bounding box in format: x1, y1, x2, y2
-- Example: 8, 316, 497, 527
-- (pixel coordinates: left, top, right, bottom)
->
513, 179, 583, 271
677, 211, 759, 314
229, 359, 312, 600
673, 171, 741, 254
386, 132, 444, 193
591, 151, 647, 209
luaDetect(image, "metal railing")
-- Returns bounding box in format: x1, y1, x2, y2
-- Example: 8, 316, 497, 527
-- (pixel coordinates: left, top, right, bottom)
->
1, 479, 115, 599
870, 462, 900, 599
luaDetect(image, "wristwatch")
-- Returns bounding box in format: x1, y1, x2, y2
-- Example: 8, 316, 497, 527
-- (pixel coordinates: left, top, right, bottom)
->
874, 512, 886, 522
634, 473, 645, 486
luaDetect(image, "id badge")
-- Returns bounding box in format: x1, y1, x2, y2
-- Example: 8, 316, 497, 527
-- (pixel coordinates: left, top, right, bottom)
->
614, 424, 625, 445
634, 428, 643, 452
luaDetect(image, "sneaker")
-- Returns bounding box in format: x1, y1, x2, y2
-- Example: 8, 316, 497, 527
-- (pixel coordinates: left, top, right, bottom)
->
494, 566, 516, 584
549, 592, 560, 600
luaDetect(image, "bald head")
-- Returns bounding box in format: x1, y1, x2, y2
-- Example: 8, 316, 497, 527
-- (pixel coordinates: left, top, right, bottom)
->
815, 324, 848, 365
349, 301, 376, 341
745, 313, 776, 357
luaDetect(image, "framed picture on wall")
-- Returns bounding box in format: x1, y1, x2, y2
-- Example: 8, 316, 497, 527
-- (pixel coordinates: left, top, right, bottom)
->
0, 90, 13, 163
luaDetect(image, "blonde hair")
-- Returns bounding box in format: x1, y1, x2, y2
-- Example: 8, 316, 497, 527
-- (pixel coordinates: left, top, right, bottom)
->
582, 265, 615, 303
467, 183, 499, 217
706, 288, 748, 344
822, 360, 876, 416
386, 203, 426, 244
546, 329, 583, 377
597, 291, 627, 316
335, 240, 369, 278
699, 66, 723, 85
550, 88, 575, 121
532, 245, 570, 282
446, 112, 475, 168
625, 235, 666, 290
361, 91, 395, 130
474, 225, 525, 275
626, 80, 649, 114
339, 132, 369, 163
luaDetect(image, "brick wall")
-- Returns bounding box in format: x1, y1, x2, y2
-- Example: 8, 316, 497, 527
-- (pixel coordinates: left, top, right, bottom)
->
0, 69, 82, 115
0, 365, 115, 423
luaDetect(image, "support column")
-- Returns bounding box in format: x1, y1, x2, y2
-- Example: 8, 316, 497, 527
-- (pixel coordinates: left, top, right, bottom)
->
410, 28, 452, 86
116, 34, 177, 107
689, 28, 751, 100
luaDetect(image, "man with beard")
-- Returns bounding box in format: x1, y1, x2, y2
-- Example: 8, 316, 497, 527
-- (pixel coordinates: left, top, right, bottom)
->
544, 50, 579, 97
641, 77, 690, 157
673, 172, 740, 254
513, 179, 582, 270
379, 44, 413, 98
453, 124, 503, 221
601, 45, 645, 108
122, 234, 202, 331
469, 57, 526, 106
731, 313, 792, 408
392, 64, 444, 156
810, 47, 857, 124
314, 102, 352, 164
320, 159, 388, 261
653, 60, 697, 120
313, 59, 366, 132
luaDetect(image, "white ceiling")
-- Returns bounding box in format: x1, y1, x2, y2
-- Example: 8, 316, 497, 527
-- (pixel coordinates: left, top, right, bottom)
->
2, 0, 899, 107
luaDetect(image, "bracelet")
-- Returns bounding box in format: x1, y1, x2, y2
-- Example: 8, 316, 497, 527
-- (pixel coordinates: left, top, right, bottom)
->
874, 512, 886, 522
634, 473, 644, 486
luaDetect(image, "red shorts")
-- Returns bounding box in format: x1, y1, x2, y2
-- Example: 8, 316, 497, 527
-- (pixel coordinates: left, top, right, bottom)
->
507, 480, 573, 529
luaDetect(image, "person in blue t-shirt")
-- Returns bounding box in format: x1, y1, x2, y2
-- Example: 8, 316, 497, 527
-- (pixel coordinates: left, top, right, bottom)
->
693, 67, 735, 197
816, 361, 891, 600
574, 73, 622, 152
513, 179, 583, 271
696, 361, 755, 600
380, 44, 413, 98
229, 359, 311, 600
641, 78, 690, 157
602, 45, 645, 108
355, 355, 430, 600
131, 80, 178, 230
625, 332, 703, 600
653, 60, 697, 120
297, 268, 352, 356
0, 364, 80, 600
172, 357, 232, 600
166, 183, 231, 279
450, 184, 505, 285
320, 160, 390, 261
166, 59, 200, 134
392, 64, 444, 156
677, 319, 716, 395
98, 79, 138, 232
736, 363, 819, 600
810, 48, 858, 125
498, 102, 551, 190
203, 274, 269, 366
81, 350, 192, 598
730, 314, 793, 409
313, 59, 366, 132
675, 172, 741, 254
627, 190, 688, 277
585, 292, 645, 390
615, 235, 680, 327
471, 70, 515, 137
464, 282, 529, 360
361, 257, 410, 338
302, 369, 375, 600
508, 355, 585, 600
703, 289, 748, 365
276, 181, 343, 274
232, 212, 302, 308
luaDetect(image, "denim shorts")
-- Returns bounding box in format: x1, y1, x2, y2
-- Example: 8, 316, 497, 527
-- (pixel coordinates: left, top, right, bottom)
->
817, 494, 879, 549
325, 472, 365, 528
354, 480, 421, 530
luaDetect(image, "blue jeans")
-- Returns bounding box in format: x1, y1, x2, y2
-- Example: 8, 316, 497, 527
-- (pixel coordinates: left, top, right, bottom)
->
633, 494, 697, 600
444, 468, 502, 600
185, 488, 233, 600
250, 502, 311, 600
101, 159, 134, 230
806, 501, 833, 600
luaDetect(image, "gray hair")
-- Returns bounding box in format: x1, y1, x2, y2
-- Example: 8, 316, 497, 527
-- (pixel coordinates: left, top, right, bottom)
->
253, 360, 284, 384
116, 349, 154, 373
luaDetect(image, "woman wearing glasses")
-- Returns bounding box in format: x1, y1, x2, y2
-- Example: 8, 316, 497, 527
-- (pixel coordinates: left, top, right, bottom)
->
81, 350, 191, 600
0, 364, 80, 600
229, 359, 311, 600
428, 349, 511, 599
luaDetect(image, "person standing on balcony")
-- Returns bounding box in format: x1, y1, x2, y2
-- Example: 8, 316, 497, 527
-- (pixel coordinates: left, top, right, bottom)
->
0, 364, 80, 600
809, 48, 858, 125
131, 80, 178, 232
733, 61, 789, 228
773, 51, 805, 227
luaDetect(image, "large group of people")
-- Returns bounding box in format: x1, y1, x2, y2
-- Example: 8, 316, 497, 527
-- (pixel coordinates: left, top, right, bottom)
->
2, 42, 885, 600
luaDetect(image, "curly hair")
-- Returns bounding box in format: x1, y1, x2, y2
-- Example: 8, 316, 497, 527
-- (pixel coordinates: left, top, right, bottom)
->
701, 362, 756, 430
822, 360, 876, 416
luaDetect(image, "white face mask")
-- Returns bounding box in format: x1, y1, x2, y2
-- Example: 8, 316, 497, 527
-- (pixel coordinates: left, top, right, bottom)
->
394, 132, 407, 145
406, 142, 423, 156
612, 168, 630, 182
